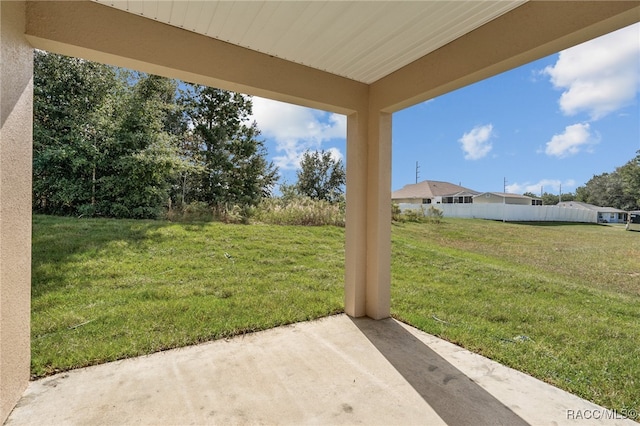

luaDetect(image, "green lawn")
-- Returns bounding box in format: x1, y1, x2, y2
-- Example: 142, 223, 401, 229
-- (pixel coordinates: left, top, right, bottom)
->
31, 215, 345, 377
391, 220, 639, 415
32, 215, 639, 415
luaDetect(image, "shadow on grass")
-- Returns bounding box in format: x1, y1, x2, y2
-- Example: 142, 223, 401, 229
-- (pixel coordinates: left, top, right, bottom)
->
32, 214, 185, 296
351, 317, 528, 426
508, 221, 603, 227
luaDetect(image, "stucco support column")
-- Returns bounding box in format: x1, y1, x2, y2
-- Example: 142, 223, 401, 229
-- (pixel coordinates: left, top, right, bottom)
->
344, 107, 392, 320
344, 112, 367, 317
365, 111, 392, 320
0, 1, 33, 422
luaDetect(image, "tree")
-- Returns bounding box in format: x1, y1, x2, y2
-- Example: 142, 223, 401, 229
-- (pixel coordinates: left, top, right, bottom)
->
34, 52, 187, 219
575, 152, 640, 211
34, 53, 277, 219
33, 50, 121, 215
179, 85, 278, 212
576, 172, 624, 209
97, 74, 186, 218
294, 150, 346, 203
618, 152, 640, 210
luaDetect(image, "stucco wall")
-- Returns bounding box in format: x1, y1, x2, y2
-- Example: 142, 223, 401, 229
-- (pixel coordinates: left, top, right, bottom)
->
0, 1, 32, 422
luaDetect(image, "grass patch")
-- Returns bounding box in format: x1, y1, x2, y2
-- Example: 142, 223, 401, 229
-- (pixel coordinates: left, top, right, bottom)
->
391, 219, 639, 415
32, 215, 344, 377
32, 215, 639, 415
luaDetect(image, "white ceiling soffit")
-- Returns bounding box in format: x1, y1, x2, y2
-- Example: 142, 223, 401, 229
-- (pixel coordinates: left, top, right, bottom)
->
94, 1, 527, 84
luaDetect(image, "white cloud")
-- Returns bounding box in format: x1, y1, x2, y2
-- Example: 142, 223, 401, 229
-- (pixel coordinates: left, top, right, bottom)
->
325, 147, 344, 163
458, 124, 494, 160
506, 179, 577, 195
544, 123, 599, 158
543, 23, 640, 120
251, 97, 346, 170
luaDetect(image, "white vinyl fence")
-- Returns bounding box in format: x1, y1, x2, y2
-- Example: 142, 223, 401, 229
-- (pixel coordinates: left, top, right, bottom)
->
399, 203, 598, 223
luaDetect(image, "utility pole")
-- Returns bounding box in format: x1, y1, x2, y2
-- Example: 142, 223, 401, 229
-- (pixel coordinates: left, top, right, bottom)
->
415, 161, 420, 184
559, 183, 562, 202
502, 177, 507, 223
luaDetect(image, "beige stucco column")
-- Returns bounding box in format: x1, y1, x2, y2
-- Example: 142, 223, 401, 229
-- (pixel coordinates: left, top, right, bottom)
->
345, 112, 367, 318
365, 111, 392, 320
0, 1, 33, 423
344, 108, 392, 320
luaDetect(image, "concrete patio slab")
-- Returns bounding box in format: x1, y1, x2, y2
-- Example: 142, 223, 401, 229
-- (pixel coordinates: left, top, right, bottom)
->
5, 315, 636, 425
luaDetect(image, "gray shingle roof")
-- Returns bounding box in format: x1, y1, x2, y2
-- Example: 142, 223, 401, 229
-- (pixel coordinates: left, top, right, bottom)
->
392, 180, 479, 199
474, 192, 538, 200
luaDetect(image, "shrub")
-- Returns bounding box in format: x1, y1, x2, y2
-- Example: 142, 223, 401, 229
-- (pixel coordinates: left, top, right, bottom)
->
217, 204, 252, 224
165, 201, 214, 222
165, 201, 255, 224
425, 206, 444, 223
392, 203, 402, 222
255, 196, 345, 226
393, 205, 444, 224
401, 208, 425, 223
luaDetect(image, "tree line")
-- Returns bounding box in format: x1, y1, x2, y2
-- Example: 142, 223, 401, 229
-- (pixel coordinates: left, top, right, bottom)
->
523, 152, 640, 211
34, 51, 346, 220
34, 50, 283, 219
575, 152, 640, 211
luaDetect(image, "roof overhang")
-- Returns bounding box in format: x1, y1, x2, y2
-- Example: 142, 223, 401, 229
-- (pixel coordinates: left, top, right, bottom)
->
25, 1, 640, 113
92, 1, 527, 85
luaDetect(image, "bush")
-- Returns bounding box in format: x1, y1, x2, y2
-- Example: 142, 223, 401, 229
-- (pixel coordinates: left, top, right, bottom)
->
255, 196, 345, 226
425, 206, 443, 223
164, 201, 254, 224
394, 205, 444, 224
217, 204, 252, 224
76, 204, 97, 218
165, 201, 214, 222
392, 203, 402, 222
402, 208, 425, 223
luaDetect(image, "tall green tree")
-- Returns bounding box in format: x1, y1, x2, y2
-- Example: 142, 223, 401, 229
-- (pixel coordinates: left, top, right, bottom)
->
618, 152, 640, 210
576, 152, 640, 211
97, 74, 186, 218
34, 53, 277, 219
294, 150, 346, 203
180, 85, 278, 211
33, 50, 121, 215
34, 52, 187, 219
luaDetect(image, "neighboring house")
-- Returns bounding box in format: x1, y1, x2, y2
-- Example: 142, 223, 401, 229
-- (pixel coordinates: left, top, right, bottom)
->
473, 192, 541, 206
392, 180, 479, 204
556, 201, 628, 224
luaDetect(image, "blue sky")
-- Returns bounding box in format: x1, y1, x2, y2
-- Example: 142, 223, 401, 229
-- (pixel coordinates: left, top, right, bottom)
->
251, 23, 639, 195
